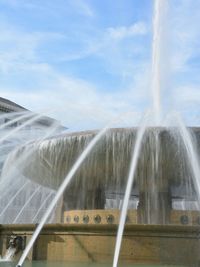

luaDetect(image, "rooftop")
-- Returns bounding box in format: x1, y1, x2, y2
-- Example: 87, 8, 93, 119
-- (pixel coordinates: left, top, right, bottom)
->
0, 97, 27, 113
0, 97, 66, 130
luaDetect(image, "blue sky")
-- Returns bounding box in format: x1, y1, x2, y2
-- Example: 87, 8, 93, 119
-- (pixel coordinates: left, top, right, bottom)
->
0, 0, 200, 130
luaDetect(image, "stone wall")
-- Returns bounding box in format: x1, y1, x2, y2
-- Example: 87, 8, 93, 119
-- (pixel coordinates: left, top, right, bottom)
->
0, 222, 200, 265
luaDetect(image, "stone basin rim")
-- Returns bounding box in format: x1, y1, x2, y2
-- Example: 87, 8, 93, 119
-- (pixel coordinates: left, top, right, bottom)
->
50, 126, 200, 140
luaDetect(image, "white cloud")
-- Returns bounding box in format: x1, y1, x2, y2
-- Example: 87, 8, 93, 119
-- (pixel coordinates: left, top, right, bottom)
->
175, 86, 200, 103
57, 21, 148, 67
107, 22, 147, 40
0, 8, 149, 131
0, 68, 144, 131
0, 21, 65, 73
0, 18, 149, 92
170, 0, 200, 72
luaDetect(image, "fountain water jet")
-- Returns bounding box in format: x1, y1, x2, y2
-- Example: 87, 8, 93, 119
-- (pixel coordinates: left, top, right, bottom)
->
113, 112, 149, 267
113, 0, 169, 265
152, 0, 168, 124
1, 247, 16, 261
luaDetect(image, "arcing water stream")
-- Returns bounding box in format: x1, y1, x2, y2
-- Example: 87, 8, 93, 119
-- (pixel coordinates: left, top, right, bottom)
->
113, 112, 150, 267
0, 111, 61, 224
174, 114, 200, 206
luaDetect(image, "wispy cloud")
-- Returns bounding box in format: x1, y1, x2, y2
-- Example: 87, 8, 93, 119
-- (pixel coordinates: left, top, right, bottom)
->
57, 21, 149, 63
0, 19, 148, 128
0, 21, 65, 73
0, 67, 144, 130
0, 19, 146, 128
0, 2, 150, 130
166, 0, 200, 125
107, 22, 147, 40
0, 16, 150, 87
170, 0, 200, 73
58, 20, 150, 88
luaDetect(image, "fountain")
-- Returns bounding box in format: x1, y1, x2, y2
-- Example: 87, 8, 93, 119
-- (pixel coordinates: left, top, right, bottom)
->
0, 0, 199, 266
0, 124, 199, 266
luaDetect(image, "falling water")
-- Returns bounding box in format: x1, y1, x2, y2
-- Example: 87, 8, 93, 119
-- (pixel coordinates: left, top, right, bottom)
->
16, 124, 111, 267
174, 114, 200, 205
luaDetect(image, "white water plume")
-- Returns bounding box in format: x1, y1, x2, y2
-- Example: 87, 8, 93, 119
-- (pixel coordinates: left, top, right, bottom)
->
1, 247, 16, 261
152, 0, 168, 124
